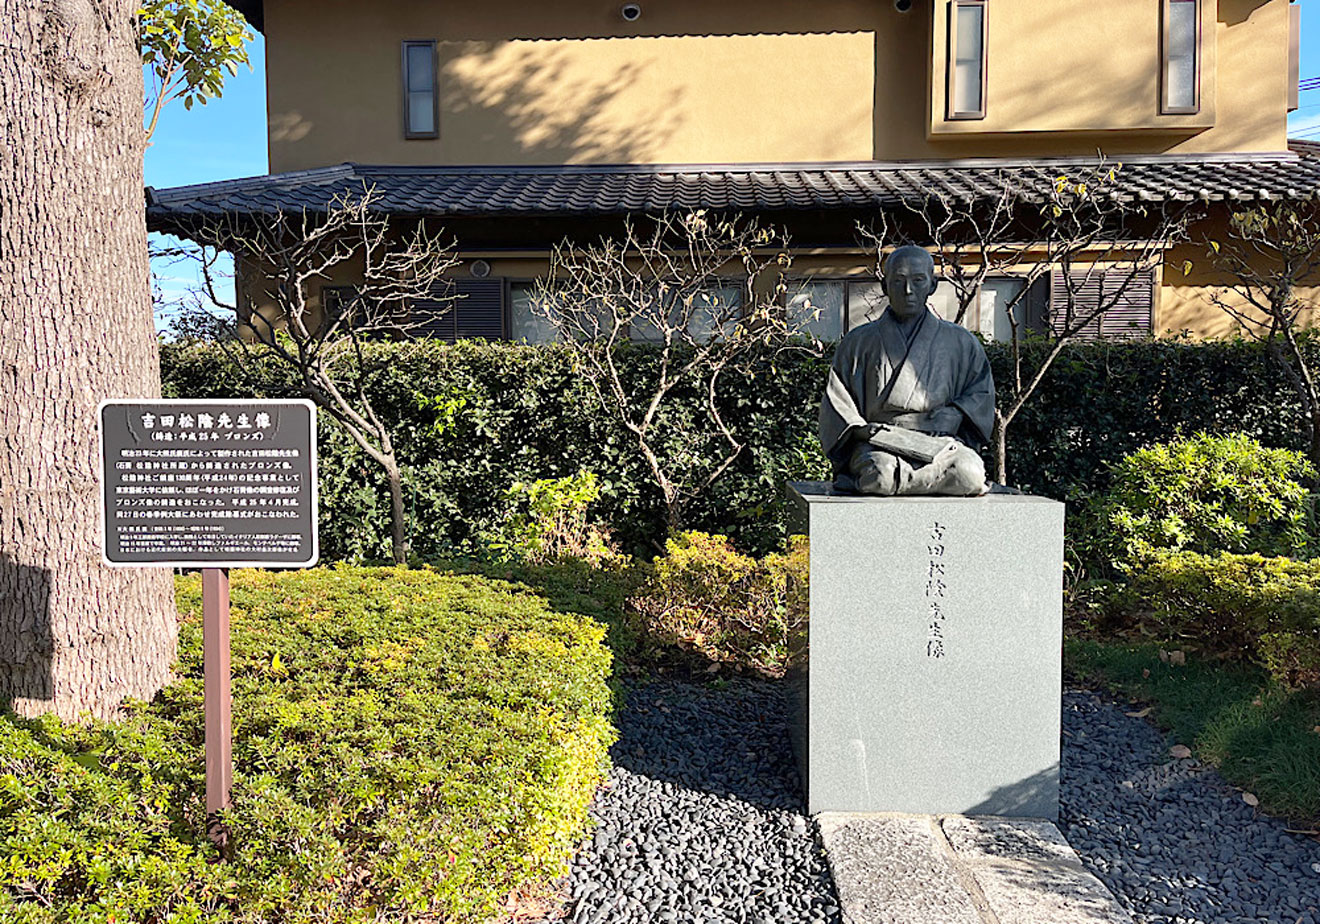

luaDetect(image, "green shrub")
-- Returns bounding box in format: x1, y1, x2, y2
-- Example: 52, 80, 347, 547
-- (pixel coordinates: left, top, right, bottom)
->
484, 471, 621, 565
162, 337, 1318, 558
1130, 550, 1320, 686
0, 567, 615, 923
1082, 432, 1316, 573
627, 531, 806, 673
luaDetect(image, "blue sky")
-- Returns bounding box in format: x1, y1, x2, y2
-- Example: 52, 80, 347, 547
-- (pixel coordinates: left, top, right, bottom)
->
1289, 1, 1320, 141
149, 10, 1320, 330
147, 33, 267, 331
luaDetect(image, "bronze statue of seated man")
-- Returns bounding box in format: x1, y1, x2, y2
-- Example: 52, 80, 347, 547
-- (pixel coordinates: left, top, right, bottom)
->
819, 244, 994, 497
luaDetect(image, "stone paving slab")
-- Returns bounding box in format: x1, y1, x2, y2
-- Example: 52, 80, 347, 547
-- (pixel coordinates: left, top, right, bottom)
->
819, 813, 1132, 924
816, 815, 983, 924
942, 817, 1133, 924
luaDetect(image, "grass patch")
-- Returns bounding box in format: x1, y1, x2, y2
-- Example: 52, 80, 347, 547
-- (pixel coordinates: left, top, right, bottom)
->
0, 566, 615, 923
1066, 638, 1320, 827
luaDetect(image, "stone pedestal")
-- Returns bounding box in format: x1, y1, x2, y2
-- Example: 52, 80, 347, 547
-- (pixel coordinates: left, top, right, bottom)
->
786, 482, 1065, 819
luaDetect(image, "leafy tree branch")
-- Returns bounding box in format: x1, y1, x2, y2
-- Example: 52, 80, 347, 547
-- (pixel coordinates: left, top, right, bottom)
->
139, 0, 253, 141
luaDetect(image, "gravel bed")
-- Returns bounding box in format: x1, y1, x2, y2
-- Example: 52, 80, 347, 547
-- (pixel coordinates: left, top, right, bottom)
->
1061, 690, 1320, 924
541, 679, 1320, 924
542, 678, 841, 924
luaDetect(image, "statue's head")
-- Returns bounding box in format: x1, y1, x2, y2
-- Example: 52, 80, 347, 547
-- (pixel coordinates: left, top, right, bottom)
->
883, 245, 938, 321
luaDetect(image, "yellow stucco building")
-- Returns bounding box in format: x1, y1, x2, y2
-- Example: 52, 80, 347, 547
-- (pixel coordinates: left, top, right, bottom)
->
148, 0, 1316, 341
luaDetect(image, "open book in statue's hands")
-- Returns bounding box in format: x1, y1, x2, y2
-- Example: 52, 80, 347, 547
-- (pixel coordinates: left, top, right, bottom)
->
865, 424, 959, 465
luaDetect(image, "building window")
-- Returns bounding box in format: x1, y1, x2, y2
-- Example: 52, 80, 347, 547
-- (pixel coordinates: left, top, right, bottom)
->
630, 285, 744, 344
402, 40, 438, 139
509, 283, 744, 344
946, 0, 987, 120
791, 276, 1041, 343
1161, 0, 1199, 114
413, 278, 506, 341
787, 279, 886, 341
510, 282, 559, 343
1289, 2, 1301, 113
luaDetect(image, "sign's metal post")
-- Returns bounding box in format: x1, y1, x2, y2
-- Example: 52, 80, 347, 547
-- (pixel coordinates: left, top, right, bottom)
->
202, 567, 233, 854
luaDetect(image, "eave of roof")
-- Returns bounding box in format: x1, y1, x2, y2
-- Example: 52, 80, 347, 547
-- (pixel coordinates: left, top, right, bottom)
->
226, 0, 262, 32
146, 154, 1320, 236
1289, 138, 1320, 158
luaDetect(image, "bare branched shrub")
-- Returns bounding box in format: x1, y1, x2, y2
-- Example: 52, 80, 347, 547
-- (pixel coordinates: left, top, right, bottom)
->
182, 186, 461, 562
533, 211, 810, 532
1203, 203, 1320, 467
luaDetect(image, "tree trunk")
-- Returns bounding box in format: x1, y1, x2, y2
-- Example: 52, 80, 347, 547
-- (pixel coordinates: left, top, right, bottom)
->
992, 411, 1010, 486
0, 0, 177, 721
384, 455, 407, 565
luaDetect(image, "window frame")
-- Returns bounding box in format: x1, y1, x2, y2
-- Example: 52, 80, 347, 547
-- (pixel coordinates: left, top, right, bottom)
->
783, 277, 888, 340
782, 274, 1049, 343
509, 278, 561, 344
1160, 0, 1201, 115
1289, 2, 1301, 113
401, 40, 439, 140
945, 0, 988, 121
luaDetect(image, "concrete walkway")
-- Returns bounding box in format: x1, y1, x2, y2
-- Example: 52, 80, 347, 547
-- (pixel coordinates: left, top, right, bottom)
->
818, 814, 1133, 924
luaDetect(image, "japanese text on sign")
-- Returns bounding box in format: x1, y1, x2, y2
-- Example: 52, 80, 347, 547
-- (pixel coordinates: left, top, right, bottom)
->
99, 400, 318, 568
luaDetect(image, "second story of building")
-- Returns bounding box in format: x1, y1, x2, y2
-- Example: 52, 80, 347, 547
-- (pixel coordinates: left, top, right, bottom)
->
238, 0, 1301, 173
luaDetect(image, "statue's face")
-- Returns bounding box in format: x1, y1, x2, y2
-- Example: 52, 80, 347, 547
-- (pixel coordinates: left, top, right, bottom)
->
884, 250, 937, 321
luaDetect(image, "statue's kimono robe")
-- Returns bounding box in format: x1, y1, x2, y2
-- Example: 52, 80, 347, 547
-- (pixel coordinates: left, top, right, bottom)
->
819, 309, 995, 495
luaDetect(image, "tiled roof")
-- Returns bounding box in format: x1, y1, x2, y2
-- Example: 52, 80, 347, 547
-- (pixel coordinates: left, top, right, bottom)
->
1289, 139, 1320, 158
146, 155, 1320, 234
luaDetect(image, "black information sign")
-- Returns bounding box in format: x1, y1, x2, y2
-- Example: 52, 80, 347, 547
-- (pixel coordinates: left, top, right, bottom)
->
99, 399, 318, 567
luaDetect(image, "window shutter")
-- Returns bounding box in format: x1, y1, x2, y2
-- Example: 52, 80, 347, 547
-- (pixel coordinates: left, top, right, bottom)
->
1049, 269, 1153, 341
1100, 270, 1154, 339
1049, 270, 1104, 340
411, 278, 506, 341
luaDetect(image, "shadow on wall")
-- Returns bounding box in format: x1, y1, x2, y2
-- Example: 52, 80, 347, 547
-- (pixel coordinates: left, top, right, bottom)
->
964, 764, 1060, 819
441, 40, 685, 165
893, 0, 1283, 160
0, 554, 53, 710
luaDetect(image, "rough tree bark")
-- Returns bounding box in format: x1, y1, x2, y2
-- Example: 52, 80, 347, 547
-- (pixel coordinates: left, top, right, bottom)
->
0, 0, 177, 720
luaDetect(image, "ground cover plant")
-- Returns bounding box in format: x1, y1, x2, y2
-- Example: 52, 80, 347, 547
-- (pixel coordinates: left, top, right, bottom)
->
0, 567, 615, 923
1066, 639, 1320, 827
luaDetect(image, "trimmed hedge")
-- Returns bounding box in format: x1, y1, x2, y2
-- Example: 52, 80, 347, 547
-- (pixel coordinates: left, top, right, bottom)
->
0, 567, 615, 923
161, 336, 1314, 559
1128, 551, 1320, 687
